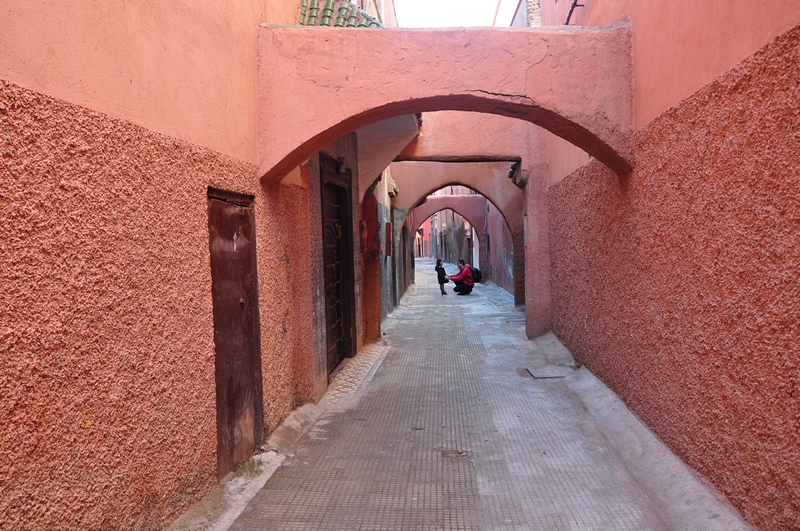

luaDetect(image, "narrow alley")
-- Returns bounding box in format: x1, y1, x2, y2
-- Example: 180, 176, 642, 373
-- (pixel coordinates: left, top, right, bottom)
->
227, 259, 747, 531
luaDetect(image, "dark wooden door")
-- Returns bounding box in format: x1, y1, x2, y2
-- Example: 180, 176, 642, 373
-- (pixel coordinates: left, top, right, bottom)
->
321, 154, 354, 377
207, 189, 264, 478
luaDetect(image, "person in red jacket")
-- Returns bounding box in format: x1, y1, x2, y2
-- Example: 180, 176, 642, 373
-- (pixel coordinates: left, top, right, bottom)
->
446, 259, 474, 295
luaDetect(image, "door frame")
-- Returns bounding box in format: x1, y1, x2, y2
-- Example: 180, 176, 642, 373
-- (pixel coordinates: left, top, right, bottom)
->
207, 187, 264, 478
319, 153, 356, 371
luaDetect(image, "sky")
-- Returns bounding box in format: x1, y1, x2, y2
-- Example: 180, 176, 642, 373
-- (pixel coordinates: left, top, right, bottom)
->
393, 0, 517, 28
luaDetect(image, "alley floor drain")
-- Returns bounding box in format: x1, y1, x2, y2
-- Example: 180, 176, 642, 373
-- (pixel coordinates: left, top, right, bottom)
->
442, 450, 472, 459
527, 366, 574, 379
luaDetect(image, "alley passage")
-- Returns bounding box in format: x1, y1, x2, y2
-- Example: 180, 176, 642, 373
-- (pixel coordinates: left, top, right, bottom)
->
232, 259, 665, 530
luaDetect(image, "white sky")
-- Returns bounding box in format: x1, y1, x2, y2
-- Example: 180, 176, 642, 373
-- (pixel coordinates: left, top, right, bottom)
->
393, 0, 518, 28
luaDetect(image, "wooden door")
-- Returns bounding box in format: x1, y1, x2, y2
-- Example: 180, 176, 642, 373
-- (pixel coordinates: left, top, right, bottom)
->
207, 189, 264, 478
320, 154, 354, 377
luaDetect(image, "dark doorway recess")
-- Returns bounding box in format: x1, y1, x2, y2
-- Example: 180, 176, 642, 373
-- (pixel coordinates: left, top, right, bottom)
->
320, 153, 356, 378
402, 225, 410, 291
207, 188, 264, 479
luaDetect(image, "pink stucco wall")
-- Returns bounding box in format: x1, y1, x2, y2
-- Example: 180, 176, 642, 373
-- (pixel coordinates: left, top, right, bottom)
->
0, 79, 311, 530
0, 0, 299, 162
548, 26, 800, 529
541, 0, 800, 128
397, 111, 531, 163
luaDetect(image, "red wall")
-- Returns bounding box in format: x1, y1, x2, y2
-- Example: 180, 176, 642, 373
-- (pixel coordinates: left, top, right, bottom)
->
0, 79, 310, 530
548, 26, 800, 529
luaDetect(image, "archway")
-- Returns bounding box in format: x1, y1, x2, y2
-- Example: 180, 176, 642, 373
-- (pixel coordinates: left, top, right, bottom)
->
409, 192, 518, 298
413, 200, 484, 266
257, 24, 633, 182
388, 162, 525, 304
410, 195, 487, 239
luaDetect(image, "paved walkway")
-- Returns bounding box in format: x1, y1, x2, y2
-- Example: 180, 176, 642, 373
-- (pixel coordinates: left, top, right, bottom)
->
228, 259, 748, 531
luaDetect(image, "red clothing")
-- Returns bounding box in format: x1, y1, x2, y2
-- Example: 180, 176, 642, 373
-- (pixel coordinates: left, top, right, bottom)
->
450, 265, 474, 287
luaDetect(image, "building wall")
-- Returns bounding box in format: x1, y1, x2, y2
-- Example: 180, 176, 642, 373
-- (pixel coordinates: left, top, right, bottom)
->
548, 26, 800, 529
0, 78, 308, 530
484, 203, 516, 296
0, 0, 299, 163
377, 200, 393, 319
0, 3, 337, 528
541, 0, 800, 129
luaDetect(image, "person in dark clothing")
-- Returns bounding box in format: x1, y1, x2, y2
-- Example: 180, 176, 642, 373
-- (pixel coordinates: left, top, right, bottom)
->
446, 259, 474, 295
435, 258, 448, 295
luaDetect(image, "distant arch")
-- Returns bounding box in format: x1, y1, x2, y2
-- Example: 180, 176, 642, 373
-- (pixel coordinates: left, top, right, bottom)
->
410, 195, 488, 241
388, 162, 523, 242
385, 164, 524, 304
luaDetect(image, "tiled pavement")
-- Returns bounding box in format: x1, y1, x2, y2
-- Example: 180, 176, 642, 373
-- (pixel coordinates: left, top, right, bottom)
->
229, 260, 684, 530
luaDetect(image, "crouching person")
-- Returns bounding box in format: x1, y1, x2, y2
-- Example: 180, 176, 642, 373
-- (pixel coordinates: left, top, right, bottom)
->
446, 259, 474, 295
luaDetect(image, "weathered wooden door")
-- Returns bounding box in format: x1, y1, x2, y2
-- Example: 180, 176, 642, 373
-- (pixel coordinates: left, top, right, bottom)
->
320, 154, 354, 377
207, 189, 264, 478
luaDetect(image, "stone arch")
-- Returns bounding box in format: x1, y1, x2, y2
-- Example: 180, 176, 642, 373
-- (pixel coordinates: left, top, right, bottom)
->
385, 162, 525, 304
409, 195, 488, 242
258, 24, 633, 182
409, 195, 494, 282
389, 162, 523, 242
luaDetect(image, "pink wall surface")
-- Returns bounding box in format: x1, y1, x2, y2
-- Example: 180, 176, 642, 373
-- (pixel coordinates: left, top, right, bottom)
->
541, 0, 800, 128
548, 26, 800, 529
544, 133, 589, 186
259, 178, 320, 421
0, 80, 311, 530
0, 0, 299, 163
484, 202, 516, 296
397, 111, 531, 163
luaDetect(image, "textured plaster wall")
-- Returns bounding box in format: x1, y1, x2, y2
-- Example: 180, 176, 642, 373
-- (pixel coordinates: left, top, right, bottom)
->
548, 27, 800, 530
258, 179, 319, 429
270, 165, 319, 410
0, 80, 302, 530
